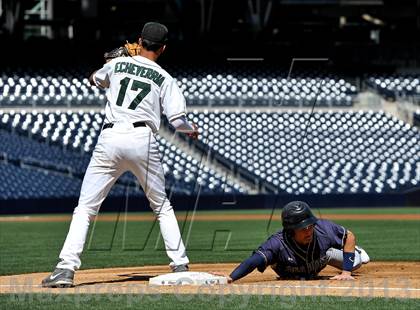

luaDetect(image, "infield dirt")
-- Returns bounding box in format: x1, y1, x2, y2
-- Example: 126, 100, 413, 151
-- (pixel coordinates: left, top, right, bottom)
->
1, 262, 420, 299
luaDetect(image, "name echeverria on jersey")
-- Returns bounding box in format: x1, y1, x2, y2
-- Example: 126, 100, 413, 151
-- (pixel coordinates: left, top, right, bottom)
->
115, 61, 166, 87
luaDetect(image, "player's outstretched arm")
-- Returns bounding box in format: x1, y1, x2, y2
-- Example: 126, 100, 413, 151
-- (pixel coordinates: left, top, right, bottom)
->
211, 252, 265, 283
330, 230, 356, 281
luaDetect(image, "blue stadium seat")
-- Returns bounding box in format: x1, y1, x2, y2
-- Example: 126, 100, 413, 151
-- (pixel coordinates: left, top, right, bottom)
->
0, 110, 245, 198
0, 67, 357, 107
366, 75, 420, 100
190, 110, 420, 194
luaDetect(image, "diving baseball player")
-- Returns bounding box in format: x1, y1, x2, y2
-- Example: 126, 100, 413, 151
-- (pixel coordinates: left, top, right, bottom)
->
217, 201, 370, 283
42, 22, 198, 287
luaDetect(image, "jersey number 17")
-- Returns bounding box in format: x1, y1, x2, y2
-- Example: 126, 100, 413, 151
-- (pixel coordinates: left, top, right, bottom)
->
115, 77, 151, 110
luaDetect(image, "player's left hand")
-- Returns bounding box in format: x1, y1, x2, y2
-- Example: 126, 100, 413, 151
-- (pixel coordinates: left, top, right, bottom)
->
330, 271, 355, 281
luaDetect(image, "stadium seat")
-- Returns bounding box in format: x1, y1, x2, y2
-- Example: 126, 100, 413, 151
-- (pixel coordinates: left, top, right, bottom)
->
0, 110, 245, 197
189, 110, 420, 194
366, 75, 420, 100
0, 67, 357, 107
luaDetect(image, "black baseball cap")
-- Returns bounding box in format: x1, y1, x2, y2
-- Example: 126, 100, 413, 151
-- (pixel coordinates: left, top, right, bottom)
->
281, 201, 318, 230
141, 22, 168, 45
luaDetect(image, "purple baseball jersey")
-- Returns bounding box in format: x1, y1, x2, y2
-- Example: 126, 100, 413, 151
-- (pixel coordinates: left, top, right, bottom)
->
255, 219, 347, 279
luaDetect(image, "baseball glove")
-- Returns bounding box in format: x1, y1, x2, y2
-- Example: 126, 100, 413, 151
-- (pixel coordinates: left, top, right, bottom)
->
103, 41, 141, 61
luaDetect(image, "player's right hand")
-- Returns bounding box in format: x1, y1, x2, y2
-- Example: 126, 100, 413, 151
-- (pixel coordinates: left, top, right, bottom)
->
187, 123, 199, 140
209, 271, 233, 283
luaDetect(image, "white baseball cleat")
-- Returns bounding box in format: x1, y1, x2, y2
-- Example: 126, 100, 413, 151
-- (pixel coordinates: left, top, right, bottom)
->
355, 246, 370, 264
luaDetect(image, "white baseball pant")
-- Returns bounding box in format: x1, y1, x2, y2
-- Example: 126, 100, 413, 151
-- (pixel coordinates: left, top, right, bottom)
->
56, 122, 189, 271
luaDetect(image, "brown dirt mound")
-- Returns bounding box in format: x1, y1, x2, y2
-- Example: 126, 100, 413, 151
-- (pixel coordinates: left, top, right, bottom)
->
1, 262, 419, 299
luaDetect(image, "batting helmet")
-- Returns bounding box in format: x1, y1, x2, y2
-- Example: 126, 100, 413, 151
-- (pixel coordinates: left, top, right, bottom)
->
281, 201, 318, 230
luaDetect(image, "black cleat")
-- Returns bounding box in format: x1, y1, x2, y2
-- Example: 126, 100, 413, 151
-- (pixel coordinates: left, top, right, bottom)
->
41, 268, 74, 288
172, 264, 189, 273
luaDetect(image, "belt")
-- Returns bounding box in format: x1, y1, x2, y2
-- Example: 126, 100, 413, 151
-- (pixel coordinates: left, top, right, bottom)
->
102, 121, 146, 130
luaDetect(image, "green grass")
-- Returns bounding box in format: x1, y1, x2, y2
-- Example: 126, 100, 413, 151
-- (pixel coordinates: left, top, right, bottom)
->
1, 294, 419, 309
196, 208, 420, 215
1, 211, 419, 275
2, 207, 420, 218
311, 207, 420, 215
